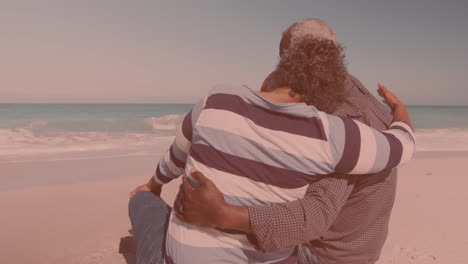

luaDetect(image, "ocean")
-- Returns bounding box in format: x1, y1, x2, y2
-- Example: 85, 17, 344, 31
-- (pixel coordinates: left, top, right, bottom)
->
1, 104, 468, 163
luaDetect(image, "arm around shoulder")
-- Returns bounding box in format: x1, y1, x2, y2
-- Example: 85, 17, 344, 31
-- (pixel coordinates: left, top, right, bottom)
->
331, 83, 416, 175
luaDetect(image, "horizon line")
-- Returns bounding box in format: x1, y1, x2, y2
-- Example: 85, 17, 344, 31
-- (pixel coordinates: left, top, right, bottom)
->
1, 102, 467, 107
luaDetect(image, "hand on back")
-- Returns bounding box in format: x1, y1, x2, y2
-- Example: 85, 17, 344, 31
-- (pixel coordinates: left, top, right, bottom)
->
174, 170, 227, 228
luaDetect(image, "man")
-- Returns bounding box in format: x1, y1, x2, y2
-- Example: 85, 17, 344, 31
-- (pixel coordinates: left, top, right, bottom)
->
173, 19, 404, 264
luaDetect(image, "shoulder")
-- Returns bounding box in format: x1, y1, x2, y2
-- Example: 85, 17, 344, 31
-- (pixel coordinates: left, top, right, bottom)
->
339, 74, 392, 128
208, 84, 247, 96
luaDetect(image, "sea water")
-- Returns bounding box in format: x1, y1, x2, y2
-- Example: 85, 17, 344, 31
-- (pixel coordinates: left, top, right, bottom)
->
1, 104, 467, 163
0, 104, 192, 163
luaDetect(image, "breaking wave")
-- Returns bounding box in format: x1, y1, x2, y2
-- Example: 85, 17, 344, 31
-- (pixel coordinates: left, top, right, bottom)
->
0, 115, 183, 162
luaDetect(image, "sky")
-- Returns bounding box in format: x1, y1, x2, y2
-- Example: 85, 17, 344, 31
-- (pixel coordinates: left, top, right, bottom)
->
0, 0, 467, 105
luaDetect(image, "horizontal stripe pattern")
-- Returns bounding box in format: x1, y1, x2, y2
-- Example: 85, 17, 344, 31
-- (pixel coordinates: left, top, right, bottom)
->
154, 111, 196, 185
196, 109, 334, 164
155, 164, 173, 184
169, 145, 184, 169
390, 125, 415, 142
369, 128, 391, 173
165, 237, 297, 264
390, 121, 416, 141
383, 132, 403, 170
384, 129, 415, 167
174, 123, 191, 155
167, 215, 252, 249
204, 93, 327, 140
351, 120, 378, 174
166, 214, 295, 264
195, 126, 331, 176
209, 84, 318, 119
161, 151, 182, 178
181, 111, 193, 141
334, 117, 361, 173
332, 116, 415, 175
190, 143, 314, 189
190, 158, 309, 205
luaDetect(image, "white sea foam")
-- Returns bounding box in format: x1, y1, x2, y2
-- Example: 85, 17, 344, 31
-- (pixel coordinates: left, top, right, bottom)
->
0, 128, 174, 157
415, 128, 468, 152
144, 114, 183, 131
0, 116, 181, 163
2, 114, 184, 134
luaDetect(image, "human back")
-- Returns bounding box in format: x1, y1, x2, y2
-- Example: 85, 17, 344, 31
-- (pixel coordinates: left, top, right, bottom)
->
166, 84, 344, 263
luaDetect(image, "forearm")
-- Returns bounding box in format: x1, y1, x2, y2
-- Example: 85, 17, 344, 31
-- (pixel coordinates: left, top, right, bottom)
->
247, 201, 328, 252
147, 176, 163, 196
216, 198, 342, 252
216, 203, 253, 234
391, 104, 413, 129
153, 108, 195, 185
247, 177, 352, 252
216, 197, 345, 252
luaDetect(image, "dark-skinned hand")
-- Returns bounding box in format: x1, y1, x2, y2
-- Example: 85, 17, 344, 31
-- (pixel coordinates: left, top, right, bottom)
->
174, 169, 227, 228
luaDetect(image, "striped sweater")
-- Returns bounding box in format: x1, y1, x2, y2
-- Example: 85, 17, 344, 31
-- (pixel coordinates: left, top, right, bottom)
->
154, 85, 415, 264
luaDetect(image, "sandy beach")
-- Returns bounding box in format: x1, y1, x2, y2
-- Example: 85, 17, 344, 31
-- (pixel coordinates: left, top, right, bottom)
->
0, 152, 466, 264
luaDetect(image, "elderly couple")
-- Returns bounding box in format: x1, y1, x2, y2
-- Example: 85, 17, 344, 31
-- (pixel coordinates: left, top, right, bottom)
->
128, 18, 415, 264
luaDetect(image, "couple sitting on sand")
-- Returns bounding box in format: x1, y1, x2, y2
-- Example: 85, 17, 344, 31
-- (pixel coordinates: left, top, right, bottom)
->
128, 18, 415, 264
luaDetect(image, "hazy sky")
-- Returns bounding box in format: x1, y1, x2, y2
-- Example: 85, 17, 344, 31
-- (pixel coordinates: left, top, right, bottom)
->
0, 0, 467, 104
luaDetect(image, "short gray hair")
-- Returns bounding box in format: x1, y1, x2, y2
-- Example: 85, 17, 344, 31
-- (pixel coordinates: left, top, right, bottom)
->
281, 18, 336, 54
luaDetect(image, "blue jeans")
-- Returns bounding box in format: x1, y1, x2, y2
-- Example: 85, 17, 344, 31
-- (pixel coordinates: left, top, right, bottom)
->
128, 192, 171, 264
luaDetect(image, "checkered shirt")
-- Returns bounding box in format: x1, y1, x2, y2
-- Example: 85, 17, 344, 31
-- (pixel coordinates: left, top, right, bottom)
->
248, 74, 398, 264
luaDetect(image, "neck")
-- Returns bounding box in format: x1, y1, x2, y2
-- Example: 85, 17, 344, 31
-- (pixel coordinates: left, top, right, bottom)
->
256, 87, 302, 104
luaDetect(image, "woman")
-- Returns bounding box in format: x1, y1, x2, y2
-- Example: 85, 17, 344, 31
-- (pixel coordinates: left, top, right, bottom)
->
129, 36, 415, 264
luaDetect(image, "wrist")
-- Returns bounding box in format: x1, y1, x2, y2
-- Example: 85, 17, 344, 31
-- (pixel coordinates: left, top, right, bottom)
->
213, 202, 233, 229
146, 177, 162, 195
214, 203, 253, 234
391, 102, 405, 112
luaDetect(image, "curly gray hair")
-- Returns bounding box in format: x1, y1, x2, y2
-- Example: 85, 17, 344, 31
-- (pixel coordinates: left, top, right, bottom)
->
274, 35, 347, 113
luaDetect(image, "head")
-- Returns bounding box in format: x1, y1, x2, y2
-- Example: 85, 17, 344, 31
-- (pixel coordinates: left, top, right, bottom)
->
279, 18, 337, 57
273, 35, 347, 113
262, 18, 346, 113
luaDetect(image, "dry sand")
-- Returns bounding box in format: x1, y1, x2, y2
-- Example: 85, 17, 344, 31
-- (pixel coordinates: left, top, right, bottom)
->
0, 154, 466, 264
